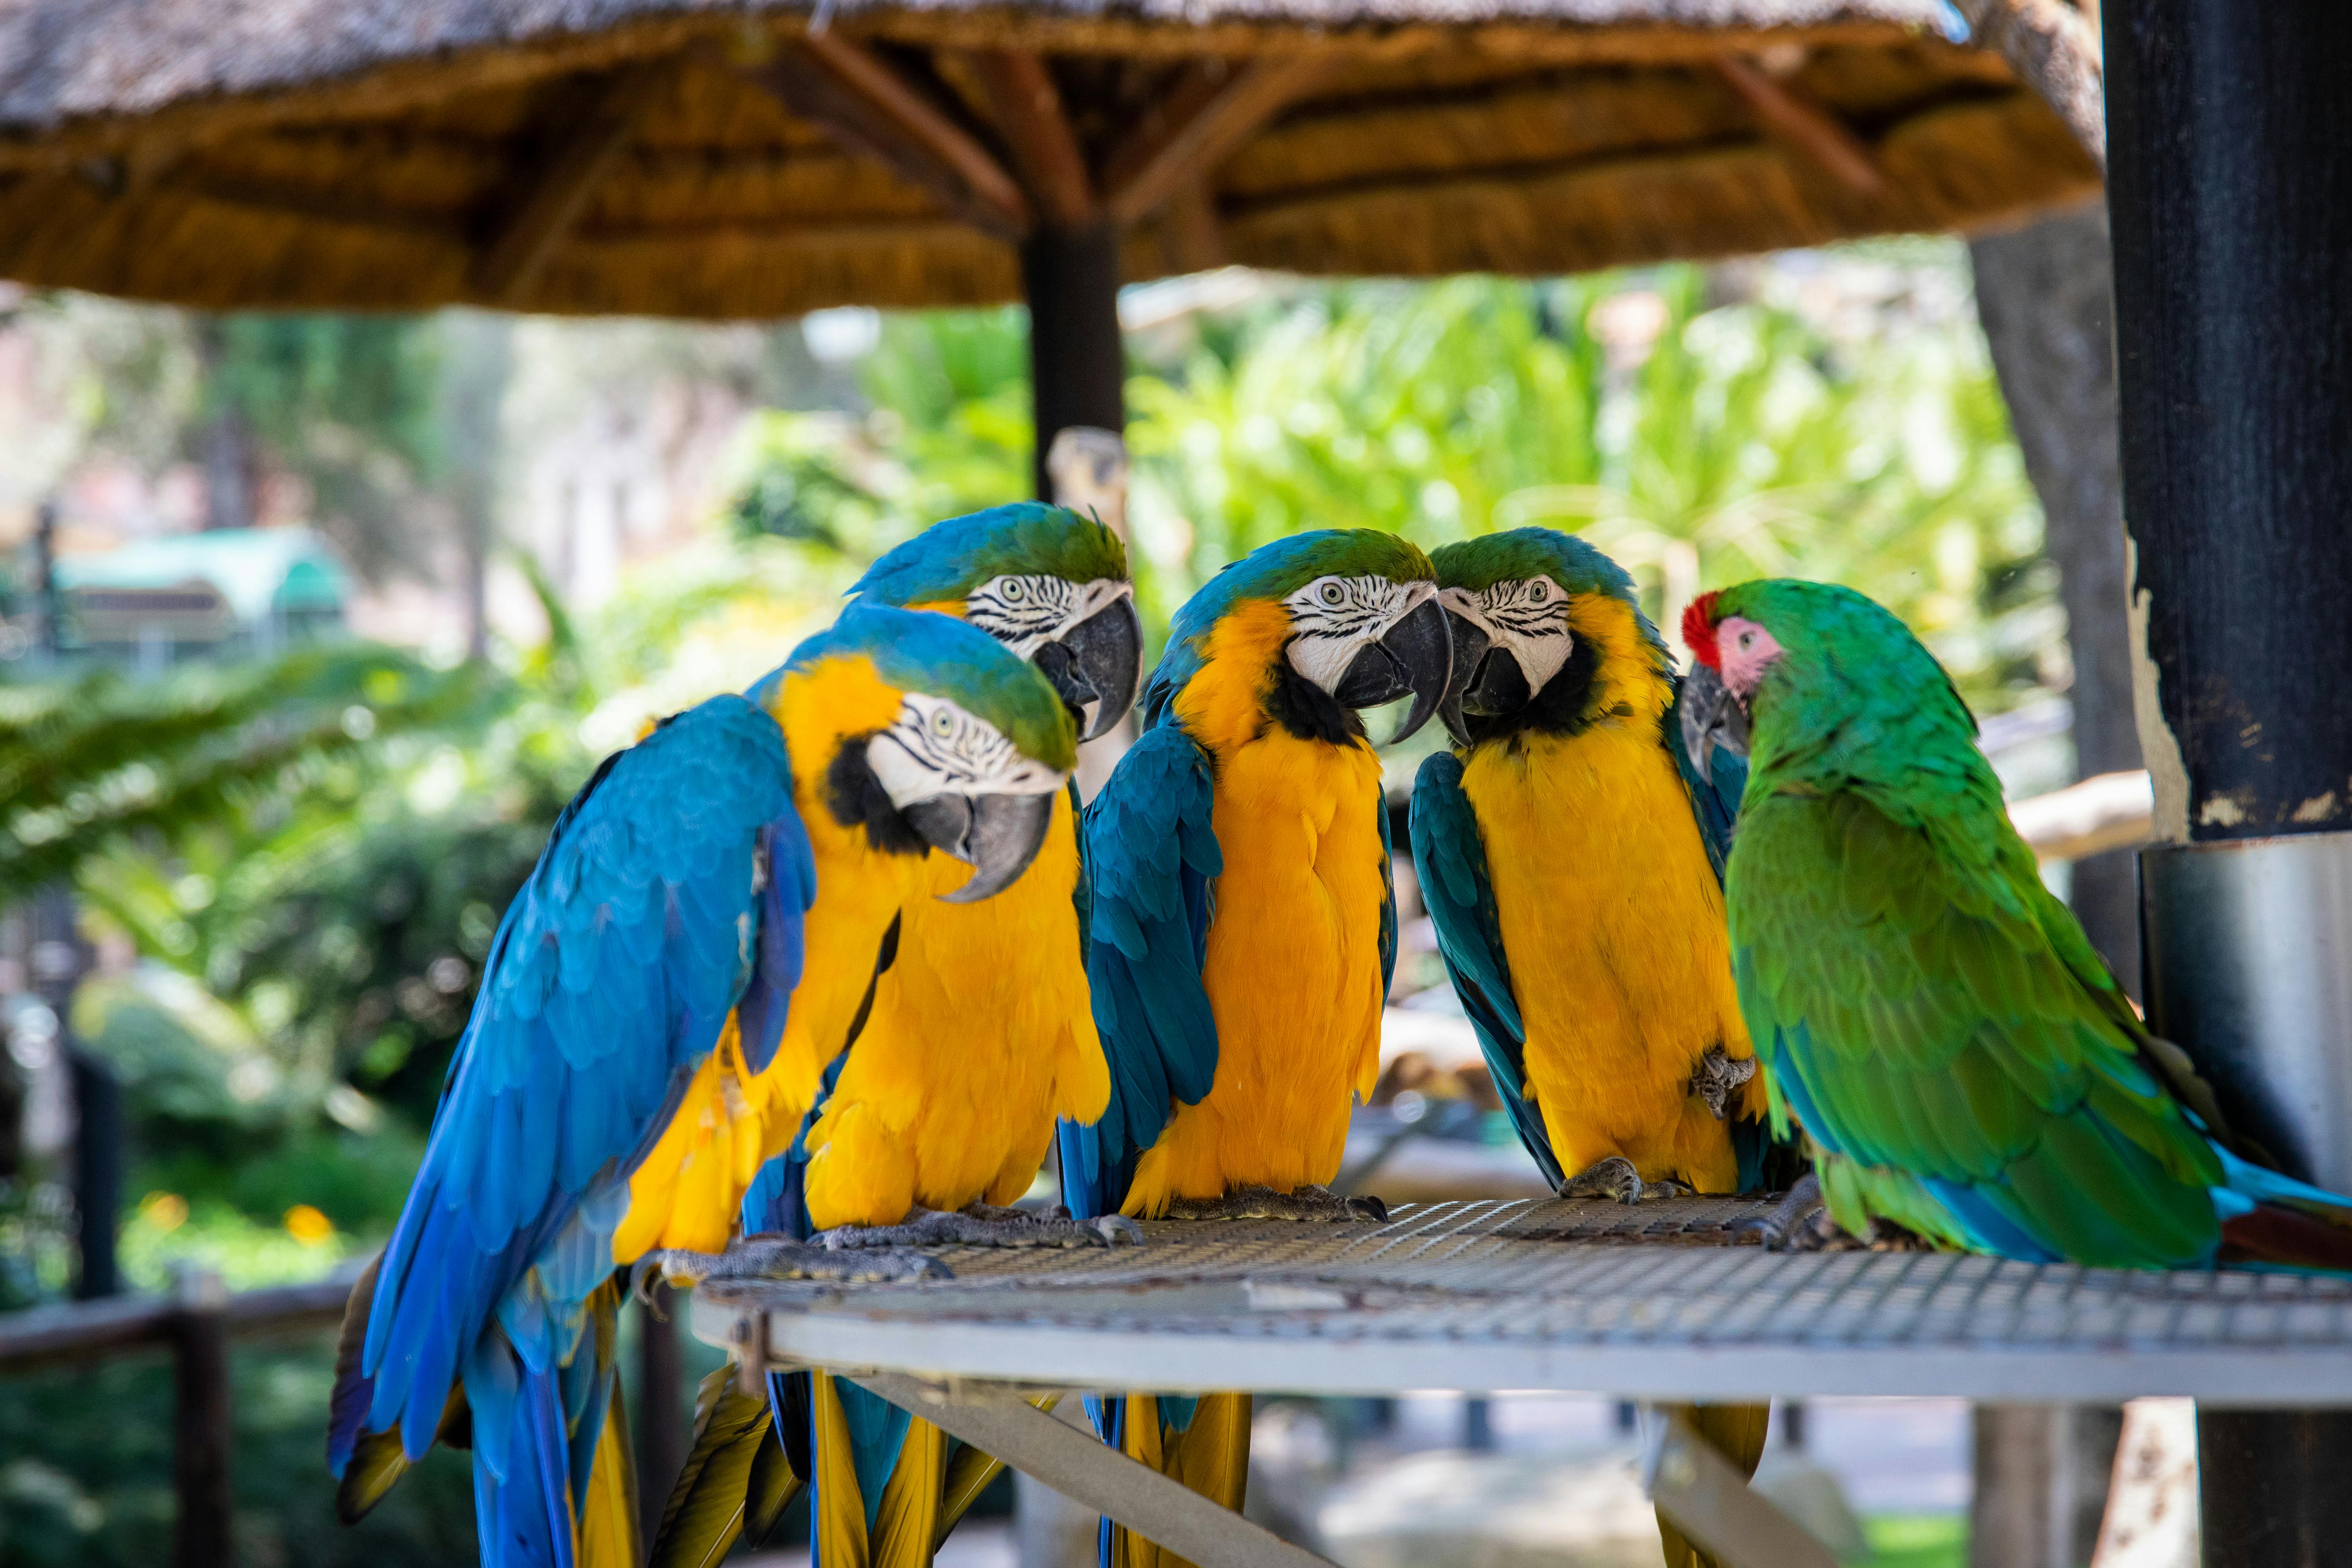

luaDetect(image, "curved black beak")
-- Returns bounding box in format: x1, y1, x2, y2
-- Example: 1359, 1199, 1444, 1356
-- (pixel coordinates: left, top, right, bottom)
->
1332, 595, 1452, 745
1437, 611, 1490, 747
900, 791, 1057, 903
1043, 596, 1143, 741
1677, 662, 1751, 785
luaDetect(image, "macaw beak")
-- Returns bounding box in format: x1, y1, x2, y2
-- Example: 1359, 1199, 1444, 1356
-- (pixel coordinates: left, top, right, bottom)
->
1678, 662, 1751, 785
901, 791, 1057, 903
1437, 607, 1491, 747
1037, 593, 1142, 741
1332, 593, 1452, 745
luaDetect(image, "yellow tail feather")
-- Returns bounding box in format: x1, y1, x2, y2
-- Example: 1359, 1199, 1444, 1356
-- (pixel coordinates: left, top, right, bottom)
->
1109, 1393, 1252, 1568
649, 1363, 805, 1568
577, 1370, 643, 1568
1654, 1401, 1771, 1568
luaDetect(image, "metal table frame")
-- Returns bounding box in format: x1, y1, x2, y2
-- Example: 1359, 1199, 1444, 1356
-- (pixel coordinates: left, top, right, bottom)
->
690, 1199, 2352, 1568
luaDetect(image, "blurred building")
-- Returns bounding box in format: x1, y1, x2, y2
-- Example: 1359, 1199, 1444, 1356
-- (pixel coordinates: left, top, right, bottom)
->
45, 528, 350, 670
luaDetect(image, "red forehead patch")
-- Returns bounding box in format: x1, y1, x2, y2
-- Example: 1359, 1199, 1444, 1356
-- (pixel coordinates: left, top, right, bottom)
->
1682, 591, 1723, 669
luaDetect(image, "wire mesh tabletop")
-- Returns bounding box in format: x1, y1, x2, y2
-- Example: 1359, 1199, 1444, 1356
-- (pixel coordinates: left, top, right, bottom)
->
689, 1198, 2352, 1406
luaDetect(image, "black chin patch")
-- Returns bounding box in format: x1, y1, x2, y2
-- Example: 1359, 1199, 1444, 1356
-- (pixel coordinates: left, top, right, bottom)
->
1458, 635, 1604, 748
824, 736, 928, 855
1263, 652, 1364, 744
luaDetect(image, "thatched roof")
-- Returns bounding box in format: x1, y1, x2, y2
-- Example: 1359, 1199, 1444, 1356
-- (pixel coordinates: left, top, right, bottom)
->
0, 0, 2099, 316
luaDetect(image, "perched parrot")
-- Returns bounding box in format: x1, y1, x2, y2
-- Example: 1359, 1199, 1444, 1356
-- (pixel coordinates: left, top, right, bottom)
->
1679, 578, 2352, 1267
1406, 529, 1794, 1568
1060, 528, 1453, 1568
644, 502, 1144, 1568
326, 604, 1079, 1568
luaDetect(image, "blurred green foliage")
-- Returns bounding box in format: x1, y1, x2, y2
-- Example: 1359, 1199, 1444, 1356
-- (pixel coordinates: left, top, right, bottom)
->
0, 1344, 475, 1568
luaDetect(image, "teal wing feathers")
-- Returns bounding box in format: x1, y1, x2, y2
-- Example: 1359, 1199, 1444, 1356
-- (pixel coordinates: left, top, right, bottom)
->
1057, 724, 1221, 1219
1408, 752, 1559, 1190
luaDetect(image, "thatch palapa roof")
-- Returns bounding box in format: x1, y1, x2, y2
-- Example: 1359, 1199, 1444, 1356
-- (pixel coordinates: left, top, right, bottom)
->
0, 0, 2100, 317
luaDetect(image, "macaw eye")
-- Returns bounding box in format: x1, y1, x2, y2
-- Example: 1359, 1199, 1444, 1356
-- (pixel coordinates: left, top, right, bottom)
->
1737, 630, 1756, 651
1001, 578, 1025, 602
1319, 582, 1345, 606
1528, 578, 1550, 601
929, 708, 958, 739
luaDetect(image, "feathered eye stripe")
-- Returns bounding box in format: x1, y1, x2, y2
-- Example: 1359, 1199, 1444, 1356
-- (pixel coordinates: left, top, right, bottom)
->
1683, 591, 1723, 669
1481, 579, 1568, 636
890, 705, 1019, 778
1288, 575, 1405, 639
966, 575, 1076, 646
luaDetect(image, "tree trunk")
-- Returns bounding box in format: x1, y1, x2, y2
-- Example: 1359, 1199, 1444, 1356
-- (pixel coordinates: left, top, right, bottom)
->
195, 320, 255, 533
1971, 1404, 2125, 1568
435, 311, 514, 659
1969, 199, 2143, 999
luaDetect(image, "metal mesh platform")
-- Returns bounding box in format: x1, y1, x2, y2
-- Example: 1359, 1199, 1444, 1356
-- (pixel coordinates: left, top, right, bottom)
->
690, 1198, 2352, 1406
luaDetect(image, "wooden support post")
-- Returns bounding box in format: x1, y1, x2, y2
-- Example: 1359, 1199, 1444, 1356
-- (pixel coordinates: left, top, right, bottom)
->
794, 32, 1029, 231
2106, 2, 2352, 1561
971, 51, 1094, 228
1023, 220, 1125, 501
1103, 55, 1326, 227
172, 1269, 232, 1568
471, 60, 677, 304
1706, 56, 1883, 196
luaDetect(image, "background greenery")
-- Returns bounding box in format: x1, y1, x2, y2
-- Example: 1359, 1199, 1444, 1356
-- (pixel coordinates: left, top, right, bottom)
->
0, 252, 2019, 1563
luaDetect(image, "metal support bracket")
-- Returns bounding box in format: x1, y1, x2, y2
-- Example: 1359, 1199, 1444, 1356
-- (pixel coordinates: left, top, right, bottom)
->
1641, 1407, 1837, 1568
849, 1370, 1337, 1568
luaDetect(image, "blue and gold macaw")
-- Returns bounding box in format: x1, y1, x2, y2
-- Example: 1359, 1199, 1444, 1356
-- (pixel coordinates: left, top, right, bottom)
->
1407, 529, 1797, 1568
644, 503, 1144, 1568
1061, 528, 1452, 1568
326, 604, 1078, 1568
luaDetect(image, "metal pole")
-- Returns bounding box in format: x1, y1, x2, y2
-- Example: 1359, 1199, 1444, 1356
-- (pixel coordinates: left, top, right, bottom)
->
1021, 220, 1125, 501
2104, 3, 2352, 1564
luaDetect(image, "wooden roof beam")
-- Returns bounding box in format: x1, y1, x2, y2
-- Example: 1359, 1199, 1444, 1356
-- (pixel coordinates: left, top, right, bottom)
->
968, 50, 1095, 228
1706, 55, 1884, 197
791, 32, 1030, 231
1102, 54, 1328, 229
470, 59, 677, 303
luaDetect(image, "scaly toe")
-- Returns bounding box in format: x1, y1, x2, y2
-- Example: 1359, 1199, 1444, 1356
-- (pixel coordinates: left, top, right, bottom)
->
1090, 1215, 1145, 1247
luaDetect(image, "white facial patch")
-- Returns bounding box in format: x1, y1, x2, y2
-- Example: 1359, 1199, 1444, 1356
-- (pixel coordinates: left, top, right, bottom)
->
866, 694, 1066, 807
1281, 574, 1437, 693
963, 574, 1077, 657
1454, 576, 1574, 697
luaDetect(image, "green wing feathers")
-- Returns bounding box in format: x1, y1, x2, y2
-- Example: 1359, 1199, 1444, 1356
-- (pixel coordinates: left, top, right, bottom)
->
1731, 788, 2225, 1268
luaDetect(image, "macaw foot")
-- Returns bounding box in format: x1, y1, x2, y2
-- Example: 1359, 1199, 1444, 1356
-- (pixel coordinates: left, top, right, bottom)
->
1688, 1045, 1758, 1121
1558, 1156, 1691, 1206
817, 1202, 1142, 1251
629, 1236, 950, 1302
1163, 1184, 1390, 1223
1736, 1173, 1826, 1250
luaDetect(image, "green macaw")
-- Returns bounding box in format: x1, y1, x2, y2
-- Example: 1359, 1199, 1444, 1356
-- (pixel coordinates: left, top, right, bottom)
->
1680, 579, 2352, 1266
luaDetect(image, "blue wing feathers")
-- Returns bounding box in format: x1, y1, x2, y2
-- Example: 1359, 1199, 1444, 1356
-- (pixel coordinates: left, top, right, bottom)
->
335, 694, 804, 1507
1059, 726, 1221, 1218
1665, 673, 1747, 881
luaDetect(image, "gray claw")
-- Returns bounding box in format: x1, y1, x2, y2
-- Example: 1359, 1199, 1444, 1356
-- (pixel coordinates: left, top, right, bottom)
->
1090, 1215, 1145, 1246
1689, 1045, 1758, 1121
820, 1203, 1140, 1251
641, 1236, 951, 1285
1163, 1183, 1388, 1223
1734, 1173, 1828, 1251
1559, 1155, 1687, 1205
